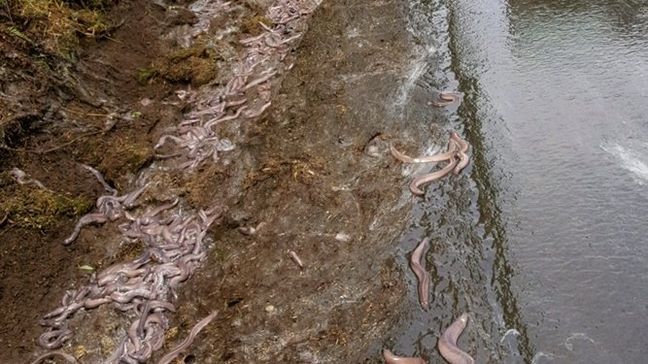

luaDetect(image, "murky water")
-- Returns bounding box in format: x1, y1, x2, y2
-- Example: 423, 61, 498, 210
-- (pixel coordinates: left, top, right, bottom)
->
393, 0, 648, 362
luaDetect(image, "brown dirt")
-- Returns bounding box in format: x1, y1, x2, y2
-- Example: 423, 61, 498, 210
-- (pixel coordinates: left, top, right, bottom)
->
155, 1, 422, 363
0, 0, 179, 360
1, 0, 422, 363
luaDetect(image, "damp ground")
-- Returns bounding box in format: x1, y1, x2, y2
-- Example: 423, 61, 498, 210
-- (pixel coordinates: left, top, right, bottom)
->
0, 1, 439, 362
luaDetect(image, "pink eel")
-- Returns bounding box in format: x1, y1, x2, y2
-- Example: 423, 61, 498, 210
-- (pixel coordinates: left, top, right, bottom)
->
409, 158, 458, 196
430, 91, 462, 107
409, 237, 431, 309
383, 349, 426, 364
449, 132, 470, 175
390, 141, 458, 164
438, 313, 475, 364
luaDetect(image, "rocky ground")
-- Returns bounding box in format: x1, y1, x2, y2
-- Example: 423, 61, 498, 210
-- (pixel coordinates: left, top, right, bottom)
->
0, 0, 431, 362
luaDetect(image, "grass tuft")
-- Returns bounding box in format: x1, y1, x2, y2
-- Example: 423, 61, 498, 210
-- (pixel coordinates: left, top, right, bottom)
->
2, 0, 113, 56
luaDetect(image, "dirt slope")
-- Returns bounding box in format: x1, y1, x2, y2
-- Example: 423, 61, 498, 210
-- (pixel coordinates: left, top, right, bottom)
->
1, 0, 422, 362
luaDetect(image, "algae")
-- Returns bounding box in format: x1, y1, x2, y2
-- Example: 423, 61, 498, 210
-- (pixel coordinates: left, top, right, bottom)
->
136, 67, 158, 85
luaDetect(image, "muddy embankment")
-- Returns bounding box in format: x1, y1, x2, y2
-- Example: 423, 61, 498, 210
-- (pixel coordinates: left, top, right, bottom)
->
0, 0, 431, 362
178, 1, 420, 362
1, 0, 179, 360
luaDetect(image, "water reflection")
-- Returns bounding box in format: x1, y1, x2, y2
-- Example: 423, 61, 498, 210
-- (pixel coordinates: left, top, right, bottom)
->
448, 0, 648, 362
396, 0, 648, 362
389, 0, 534, 362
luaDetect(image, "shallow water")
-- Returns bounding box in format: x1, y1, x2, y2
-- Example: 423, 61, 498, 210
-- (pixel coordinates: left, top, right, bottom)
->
393, 0, 648, 362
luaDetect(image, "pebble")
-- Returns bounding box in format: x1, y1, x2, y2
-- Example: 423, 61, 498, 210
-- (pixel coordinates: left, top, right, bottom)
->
335, 232, 351, 242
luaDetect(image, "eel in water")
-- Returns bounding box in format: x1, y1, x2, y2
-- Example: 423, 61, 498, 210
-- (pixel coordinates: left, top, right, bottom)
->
409, 158, 458, 196
410, 237, 431, 309
391, 130, 469, 195
390, 140, 458, 164
449, 131, 470, 174
383, 349, 426, 364
437, 313, 475, 364
429, 91, 462, 107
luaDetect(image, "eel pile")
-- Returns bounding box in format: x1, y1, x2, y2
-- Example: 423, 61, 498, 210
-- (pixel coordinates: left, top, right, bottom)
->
391, 130, 470, 196
32, 0, 319, 363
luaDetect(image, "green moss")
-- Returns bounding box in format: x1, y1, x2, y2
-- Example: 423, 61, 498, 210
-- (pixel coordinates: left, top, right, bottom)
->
166, 44, 207, 61
122, 143, 151, 170
4, 26, 36, 45
74, 8, 110, 36
74, 135, 152, 189
0, 170, 13, 187
182, 164, 225, 208
99, 136, 152, 178
0, 125, 5, 145
161, 56, 218, 86
63, 0, 114, 9
136, 67, 158, 85
110, 240, 144, 265
0, 185, 93, 230
210, 243, 225, 263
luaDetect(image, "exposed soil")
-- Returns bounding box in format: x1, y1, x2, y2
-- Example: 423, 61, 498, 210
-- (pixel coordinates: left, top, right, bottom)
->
1, 0, 426, 363
1, 0, 182, 360
158, 1, 424, 362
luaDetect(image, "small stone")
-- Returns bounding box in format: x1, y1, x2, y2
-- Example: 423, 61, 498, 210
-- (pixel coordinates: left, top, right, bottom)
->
165, 326, 179, 341
335, 233, 351, 242
74, 345, 87, 359
238, 226, 256, 235
175, 90, 189, 100
265, 305, 275, 313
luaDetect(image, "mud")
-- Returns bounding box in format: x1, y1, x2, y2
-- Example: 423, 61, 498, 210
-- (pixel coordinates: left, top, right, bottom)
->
1, 0, 432, 362
165, 1, 424, 362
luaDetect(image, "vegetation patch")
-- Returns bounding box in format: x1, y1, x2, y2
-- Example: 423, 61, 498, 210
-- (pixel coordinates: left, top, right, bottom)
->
0, 182, 92, 230
0, 0, 116, 57
136, 66, 158, 85
153, 41, 221, 86
107, 240, 144, 267
183, 164, 227, 208
73, 134, 152, 189
99, 137, 153, 187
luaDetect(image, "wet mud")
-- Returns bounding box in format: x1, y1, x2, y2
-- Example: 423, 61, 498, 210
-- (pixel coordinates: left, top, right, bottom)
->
0, 0, 435, 362
166, 1, 423, 362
